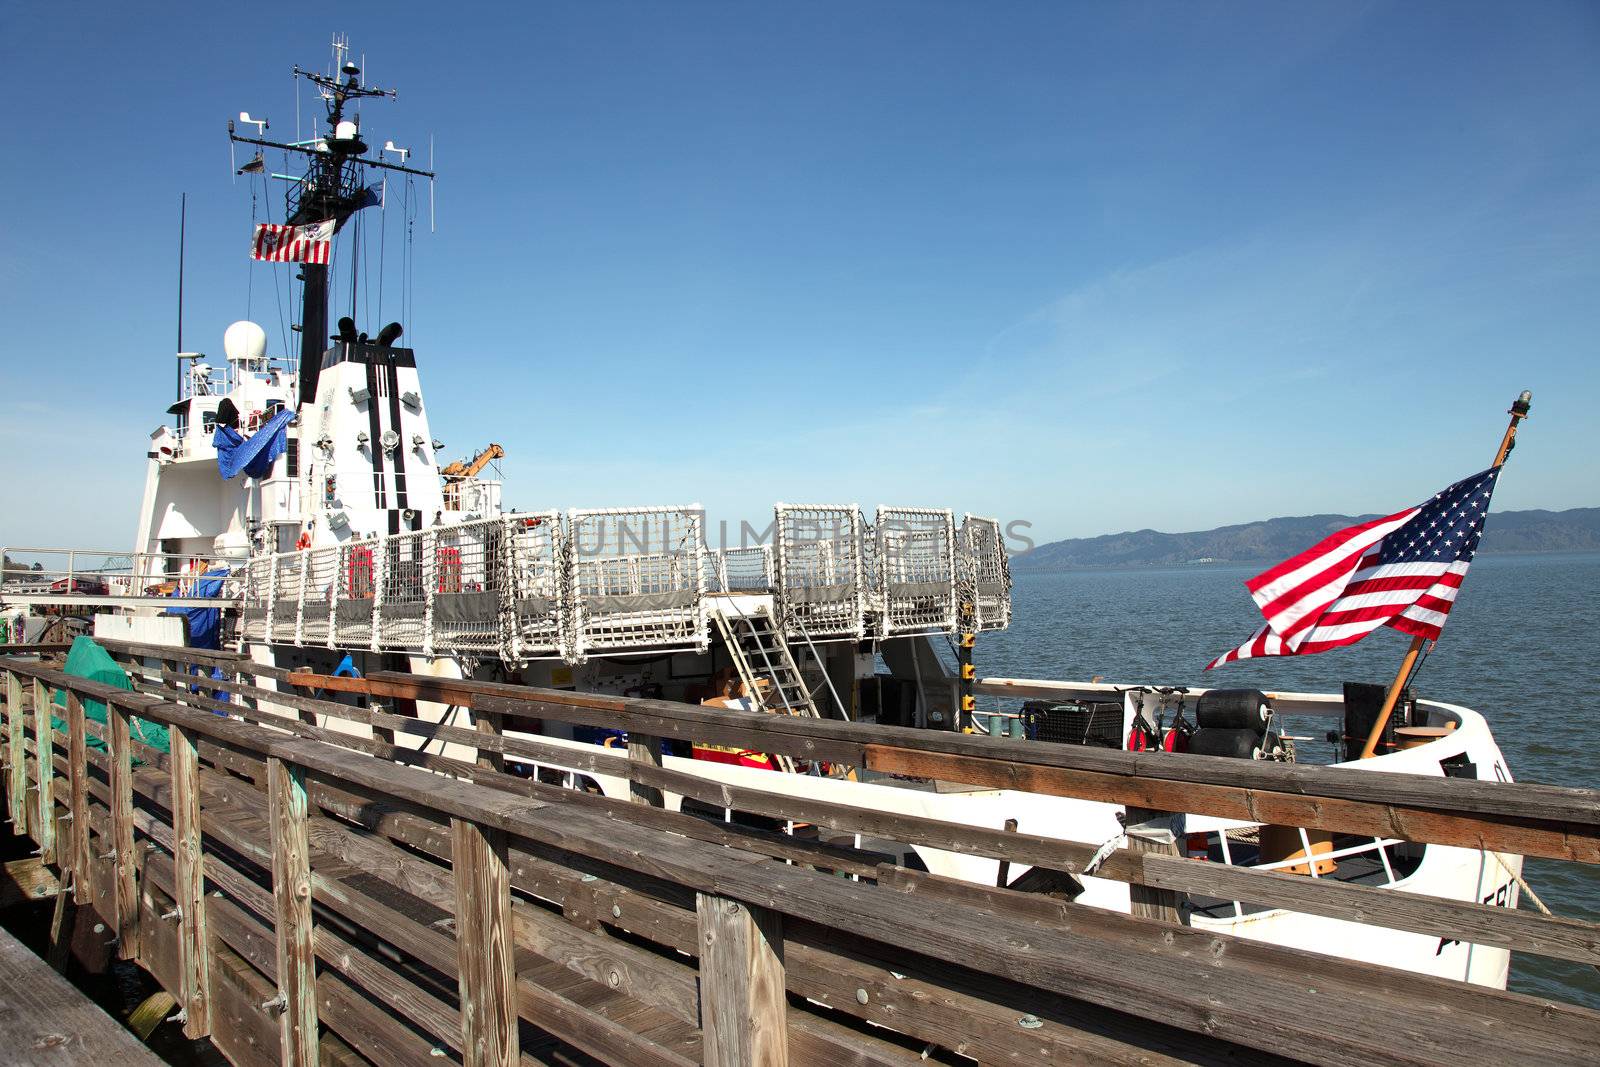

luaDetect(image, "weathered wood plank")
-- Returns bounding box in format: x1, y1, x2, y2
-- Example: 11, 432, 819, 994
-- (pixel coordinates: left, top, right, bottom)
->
0, 922, 164, 1065
5, 670, 25, 828
65, 690, 90, 904
696, 893, 787, 1067
268, 756, 319, 1067
31, 679, 54, 860
106, 696, 139, 959
1124, 807, 1183, 924
452, 817, 519, 1067
170, 722, 211, 1038
628, 734, 665, 807
863, 743, 1600, 864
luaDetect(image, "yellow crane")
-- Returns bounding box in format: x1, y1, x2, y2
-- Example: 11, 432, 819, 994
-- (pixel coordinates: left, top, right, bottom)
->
440, 443, 505, 511
441, 443, 504, 482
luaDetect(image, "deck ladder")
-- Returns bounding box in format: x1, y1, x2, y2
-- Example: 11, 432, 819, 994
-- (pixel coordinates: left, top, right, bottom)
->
711, 602, 822, 718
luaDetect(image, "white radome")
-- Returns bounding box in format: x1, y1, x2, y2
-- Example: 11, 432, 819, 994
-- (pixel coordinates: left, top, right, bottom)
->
223, 320, 268, 364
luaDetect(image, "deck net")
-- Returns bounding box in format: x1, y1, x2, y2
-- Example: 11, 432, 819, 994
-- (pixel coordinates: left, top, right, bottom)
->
705, 546, 774, 594
298, 546, 339, 645
774, 505, 866, 639
876, 507, 958, 635
269, 553, 303, 643
432, 517, 513, 657
241, 557, 272, 640
507, 512, 565, 659
378, 531, 429, 651
959, 515, 1011, 631
333, 537, 380, 648
567, 506, 706, 658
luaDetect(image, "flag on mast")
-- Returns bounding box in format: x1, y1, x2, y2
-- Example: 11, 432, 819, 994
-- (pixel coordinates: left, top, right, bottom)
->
251, 218, 335, 264
1207, 468, 1500, 669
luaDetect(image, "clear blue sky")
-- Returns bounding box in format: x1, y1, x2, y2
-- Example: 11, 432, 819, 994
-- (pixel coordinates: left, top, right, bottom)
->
2, 3, 1596, 551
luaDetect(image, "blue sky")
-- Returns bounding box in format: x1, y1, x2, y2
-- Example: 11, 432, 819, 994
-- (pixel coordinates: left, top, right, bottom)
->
1, 3, 1596, 551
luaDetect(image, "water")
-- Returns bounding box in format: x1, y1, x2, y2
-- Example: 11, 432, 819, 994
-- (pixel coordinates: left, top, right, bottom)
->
978, 552, 1600, 1009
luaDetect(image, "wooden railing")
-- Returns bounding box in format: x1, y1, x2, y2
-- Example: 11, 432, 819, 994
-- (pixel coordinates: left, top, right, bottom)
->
2, 641, 1598, 1067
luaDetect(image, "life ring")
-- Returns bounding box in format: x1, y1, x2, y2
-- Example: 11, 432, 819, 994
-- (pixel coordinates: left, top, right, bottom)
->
296, 531, 312, 551
245, 409, 264, 432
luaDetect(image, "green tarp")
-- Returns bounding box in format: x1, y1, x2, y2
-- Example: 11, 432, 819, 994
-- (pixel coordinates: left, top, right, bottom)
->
52, 635, 169, 758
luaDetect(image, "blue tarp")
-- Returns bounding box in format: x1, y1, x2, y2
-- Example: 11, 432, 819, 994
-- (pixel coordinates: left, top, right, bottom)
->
215, 406, 296, 480
165, 566, 230, 650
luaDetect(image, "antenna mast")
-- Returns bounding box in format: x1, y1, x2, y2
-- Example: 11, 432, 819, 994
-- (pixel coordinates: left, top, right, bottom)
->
228, 39, 435, 408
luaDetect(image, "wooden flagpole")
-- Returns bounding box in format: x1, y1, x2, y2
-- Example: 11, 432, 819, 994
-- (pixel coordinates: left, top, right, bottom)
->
1357, 391, 1532, 759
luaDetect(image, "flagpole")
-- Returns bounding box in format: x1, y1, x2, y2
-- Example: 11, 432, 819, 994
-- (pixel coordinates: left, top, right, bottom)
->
1357, 391, 1532, 759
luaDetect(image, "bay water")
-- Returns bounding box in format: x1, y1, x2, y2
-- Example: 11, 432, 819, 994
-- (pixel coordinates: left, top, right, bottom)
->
978, 551, 1600, 1009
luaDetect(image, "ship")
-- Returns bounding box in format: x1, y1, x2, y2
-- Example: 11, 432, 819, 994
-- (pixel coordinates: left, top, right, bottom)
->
0, 38, 1525, 993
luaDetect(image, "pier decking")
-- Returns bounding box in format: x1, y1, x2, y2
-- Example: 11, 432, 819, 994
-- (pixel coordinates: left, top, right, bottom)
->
0, 921, 164, 1066
2, 640, 1598, 1066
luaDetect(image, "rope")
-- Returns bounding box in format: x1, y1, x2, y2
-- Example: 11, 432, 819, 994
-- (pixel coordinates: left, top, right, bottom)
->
1488, 852, 1599, 973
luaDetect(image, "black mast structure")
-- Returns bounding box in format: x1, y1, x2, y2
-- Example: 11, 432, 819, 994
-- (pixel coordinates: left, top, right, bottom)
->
229, 50, 434, 408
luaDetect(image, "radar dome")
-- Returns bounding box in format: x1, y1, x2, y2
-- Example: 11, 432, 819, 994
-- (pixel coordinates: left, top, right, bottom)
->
223, 320, 268, 364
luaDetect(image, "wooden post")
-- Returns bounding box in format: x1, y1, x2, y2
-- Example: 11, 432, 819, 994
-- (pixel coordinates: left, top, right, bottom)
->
268, 756, 318, 1067
65, 690, 90, 905
451, 817, 518, 1067
1359, 391, 1531, 760
171, 723, 211, 1038
32, 679, 54, 860
107, 698, 140, 959
628, 733, 665, 807
1124, 807, 1185, 925
475, 708, 505, 772
6, 670, 25, 829
696, 893, 787, 1067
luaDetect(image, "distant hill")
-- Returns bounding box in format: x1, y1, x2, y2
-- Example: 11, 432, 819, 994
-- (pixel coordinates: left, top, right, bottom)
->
1011, 508, 1600, 572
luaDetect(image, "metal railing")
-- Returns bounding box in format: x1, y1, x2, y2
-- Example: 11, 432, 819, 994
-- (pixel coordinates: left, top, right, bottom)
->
0, 546, 244, 602
229, 502, 1012, 664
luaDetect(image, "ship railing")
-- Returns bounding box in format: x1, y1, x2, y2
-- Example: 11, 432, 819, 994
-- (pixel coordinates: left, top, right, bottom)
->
0, 546, 245, 602
876, 506, 959, 635
566, 506, 706, 660
507, 511, 566, 661
241, 500, 1012, 663
705, 544, 775, 594
959, 514, 1012, 631
773, 504, 869, 639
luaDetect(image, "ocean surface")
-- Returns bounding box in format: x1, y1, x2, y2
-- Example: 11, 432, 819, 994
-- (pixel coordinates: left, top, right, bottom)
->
976, 551, 1600, 1010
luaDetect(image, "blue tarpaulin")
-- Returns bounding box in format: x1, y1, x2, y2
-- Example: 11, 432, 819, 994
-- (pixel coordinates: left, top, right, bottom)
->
165, 566, 230, 649
215, 406, 296, 480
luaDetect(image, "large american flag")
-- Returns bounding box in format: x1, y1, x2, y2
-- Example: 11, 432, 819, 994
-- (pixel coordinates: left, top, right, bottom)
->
251, 219, 335, 264
1207, 468, 1499, 669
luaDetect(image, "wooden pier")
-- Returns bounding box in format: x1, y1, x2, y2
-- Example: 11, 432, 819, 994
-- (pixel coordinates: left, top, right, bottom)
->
2, 639, 1599, 1066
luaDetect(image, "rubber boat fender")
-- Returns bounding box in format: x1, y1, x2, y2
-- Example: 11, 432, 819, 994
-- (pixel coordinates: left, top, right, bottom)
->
1195, 688, 1272, 732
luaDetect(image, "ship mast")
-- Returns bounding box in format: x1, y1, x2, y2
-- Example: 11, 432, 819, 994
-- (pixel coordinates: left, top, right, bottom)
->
229, 41, 435, 408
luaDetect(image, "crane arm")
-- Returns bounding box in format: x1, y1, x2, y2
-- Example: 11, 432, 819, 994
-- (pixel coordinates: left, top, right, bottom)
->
441, 443, 504, 481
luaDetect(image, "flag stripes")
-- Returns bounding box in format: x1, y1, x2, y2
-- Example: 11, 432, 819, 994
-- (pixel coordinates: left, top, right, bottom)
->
1208, 469, 1498, 669
251, 219, 335, 264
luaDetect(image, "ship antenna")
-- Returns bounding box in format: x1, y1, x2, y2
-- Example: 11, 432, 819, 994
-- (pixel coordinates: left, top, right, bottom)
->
176, 192, 186, 403
230, 42, 435, 408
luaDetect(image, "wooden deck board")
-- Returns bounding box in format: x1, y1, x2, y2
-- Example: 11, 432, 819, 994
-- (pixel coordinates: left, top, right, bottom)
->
0, 922, 164, 1066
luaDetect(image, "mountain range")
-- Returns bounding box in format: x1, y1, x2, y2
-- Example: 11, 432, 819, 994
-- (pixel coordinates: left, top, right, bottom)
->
1010, 508, 1600, 572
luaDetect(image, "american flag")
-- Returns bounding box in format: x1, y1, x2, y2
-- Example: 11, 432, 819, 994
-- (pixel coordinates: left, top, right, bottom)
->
251, 219, 335, 264
1207, 468, 1499, 669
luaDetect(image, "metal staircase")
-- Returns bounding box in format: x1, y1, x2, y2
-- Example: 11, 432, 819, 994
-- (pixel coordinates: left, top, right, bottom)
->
711, 602, 822, 718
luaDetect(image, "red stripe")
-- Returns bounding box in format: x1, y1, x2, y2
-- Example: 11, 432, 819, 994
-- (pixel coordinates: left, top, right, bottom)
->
1387, 614, 1444, 641
1245, 509, 1414, 595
